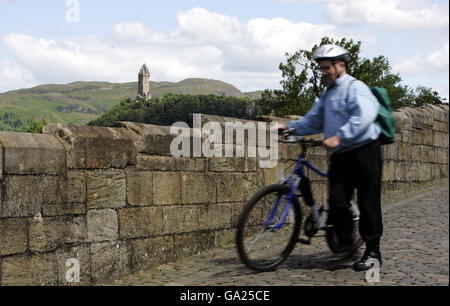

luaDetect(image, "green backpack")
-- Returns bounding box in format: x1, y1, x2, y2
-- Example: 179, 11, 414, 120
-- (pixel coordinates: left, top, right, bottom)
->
341, 80, 396, 145
369, 86, 396, 145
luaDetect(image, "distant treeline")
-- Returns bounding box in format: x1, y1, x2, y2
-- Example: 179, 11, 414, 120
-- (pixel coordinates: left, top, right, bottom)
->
0, 112, 24, 131
0, 112, 50, 133
88, 93, 259, 127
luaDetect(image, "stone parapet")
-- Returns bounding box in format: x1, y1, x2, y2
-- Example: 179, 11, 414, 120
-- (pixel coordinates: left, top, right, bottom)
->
0, 103, 448, 285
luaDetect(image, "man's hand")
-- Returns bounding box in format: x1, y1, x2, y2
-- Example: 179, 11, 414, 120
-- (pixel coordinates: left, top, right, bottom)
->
323, 135, 340, 150
272, 123, 288, 132
276, 123, 288, 131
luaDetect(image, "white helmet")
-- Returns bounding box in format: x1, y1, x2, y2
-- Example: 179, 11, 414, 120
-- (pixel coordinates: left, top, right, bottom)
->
312, 44, 350, 63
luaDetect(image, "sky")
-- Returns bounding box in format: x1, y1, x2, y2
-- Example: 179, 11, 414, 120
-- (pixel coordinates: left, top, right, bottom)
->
0, 0, 449, 100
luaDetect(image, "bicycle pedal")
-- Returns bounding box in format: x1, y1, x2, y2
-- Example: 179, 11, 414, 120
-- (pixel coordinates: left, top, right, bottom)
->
297, 238, 311, 245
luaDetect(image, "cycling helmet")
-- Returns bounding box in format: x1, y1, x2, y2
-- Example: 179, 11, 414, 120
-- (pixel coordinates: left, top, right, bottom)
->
312, 44, 350, 63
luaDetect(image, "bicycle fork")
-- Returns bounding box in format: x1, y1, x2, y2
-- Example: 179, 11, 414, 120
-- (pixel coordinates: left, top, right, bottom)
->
264, 179, 298, 230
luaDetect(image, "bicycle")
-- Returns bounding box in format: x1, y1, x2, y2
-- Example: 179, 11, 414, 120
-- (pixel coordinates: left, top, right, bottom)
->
236, 129, 363, 272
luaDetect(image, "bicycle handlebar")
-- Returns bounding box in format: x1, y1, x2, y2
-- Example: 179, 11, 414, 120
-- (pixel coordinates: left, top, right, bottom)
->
280, 128, 324, 147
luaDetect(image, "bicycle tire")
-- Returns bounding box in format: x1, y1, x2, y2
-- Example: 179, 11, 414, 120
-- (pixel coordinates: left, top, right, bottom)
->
325, 219, 363, 253
236, 183, 302, 272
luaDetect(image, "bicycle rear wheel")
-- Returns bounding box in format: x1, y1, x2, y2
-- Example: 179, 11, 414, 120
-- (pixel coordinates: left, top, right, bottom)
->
236, 183, 302, 272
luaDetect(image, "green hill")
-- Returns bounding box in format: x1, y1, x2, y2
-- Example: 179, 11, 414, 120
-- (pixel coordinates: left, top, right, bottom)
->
0, 78, 262, 130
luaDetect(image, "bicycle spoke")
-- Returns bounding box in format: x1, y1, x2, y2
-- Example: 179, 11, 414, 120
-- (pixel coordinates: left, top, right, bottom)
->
236, 184, 301, 271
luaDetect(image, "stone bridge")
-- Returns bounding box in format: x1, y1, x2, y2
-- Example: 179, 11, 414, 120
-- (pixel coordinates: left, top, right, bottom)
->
0, 104, 448, 285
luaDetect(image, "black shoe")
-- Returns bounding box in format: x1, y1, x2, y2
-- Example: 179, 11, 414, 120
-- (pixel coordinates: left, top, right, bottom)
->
353, 251, 382, 271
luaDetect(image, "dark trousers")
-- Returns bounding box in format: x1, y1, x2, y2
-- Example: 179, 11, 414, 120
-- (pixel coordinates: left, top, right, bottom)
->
328, 138, 383, 253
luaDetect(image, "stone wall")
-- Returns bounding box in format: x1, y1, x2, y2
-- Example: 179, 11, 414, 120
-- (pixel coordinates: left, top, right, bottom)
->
0, 104, 448, 285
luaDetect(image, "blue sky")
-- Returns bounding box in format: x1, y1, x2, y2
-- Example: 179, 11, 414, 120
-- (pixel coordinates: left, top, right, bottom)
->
0, 0, 448, 100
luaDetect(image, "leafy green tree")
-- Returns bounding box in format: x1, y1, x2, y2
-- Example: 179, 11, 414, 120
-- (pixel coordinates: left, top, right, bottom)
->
257, 36, 445, 117
88, 94, 256, 127
25, 117, 49, 133
0, 112, 24, 131
413, 86, 446, 107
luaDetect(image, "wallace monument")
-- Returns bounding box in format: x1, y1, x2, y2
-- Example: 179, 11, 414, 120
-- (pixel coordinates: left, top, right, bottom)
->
137, 63, 151, 101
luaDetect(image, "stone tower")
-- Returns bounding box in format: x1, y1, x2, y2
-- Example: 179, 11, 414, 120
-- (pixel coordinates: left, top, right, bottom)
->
137, 63, 151, 101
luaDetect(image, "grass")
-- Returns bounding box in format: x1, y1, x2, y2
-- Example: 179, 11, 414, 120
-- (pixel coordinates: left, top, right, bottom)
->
0, 79, 262, 130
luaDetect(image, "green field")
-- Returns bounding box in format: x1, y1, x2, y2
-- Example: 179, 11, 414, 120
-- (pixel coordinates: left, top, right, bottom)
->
0, 78, 262, 130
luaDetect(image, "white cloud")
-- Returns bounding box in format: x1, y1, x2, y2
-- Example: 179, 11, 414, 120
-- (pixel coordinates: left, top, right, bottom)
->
2, 8, 341, 92
393, 42, 449, 76
0, 61, 38, 92
393, 42, 449, 100
282, 0, 449, 30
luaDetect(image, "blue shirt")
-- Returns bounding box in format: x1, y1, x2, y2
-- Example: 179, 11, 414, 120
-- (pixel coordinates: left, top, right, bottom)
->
286, 74, 381, 153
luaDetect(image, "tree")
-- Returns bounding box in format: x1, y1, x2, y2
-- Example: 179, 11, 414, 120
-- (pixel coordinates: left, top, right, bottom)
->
413, 86, 446, 107
25, 117, 49, 133
88, 94, 256, 127
257, 37, 445, 117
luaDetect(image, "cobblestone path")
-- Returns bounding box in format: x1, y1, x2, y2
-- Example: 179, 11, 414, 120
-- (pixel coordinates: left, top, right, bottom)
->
105, 179, 449, 286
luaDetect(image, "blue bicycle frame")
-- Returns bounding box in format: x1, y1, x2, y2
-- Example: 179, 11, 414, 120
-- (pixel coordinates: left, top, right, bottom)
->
264, 150, 328, 231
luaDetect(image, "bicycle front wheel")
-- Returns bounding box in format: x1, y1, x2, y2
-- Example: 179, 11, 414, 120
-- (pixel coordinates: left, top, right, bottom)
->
236, 184, 302, 272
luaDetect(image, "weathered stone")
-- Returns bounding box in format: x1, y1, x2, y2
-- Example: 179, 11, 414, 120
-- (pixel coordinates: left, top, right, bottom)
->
423, 128, 433, 146
411, 145, 422, 162
382, 160, 395, 182
129, 236, 175, 271
44, 124, 136, 169
66, 171, 86, 203
127, 171, 152, 206
434, 132, 449, 148
188, 113, 267, 147
87, 171, 126, 209
153, 172, 181, 205
286, 143, 303, 161
181, 173, 215, 204
382, 141, 398, 160
208, 157, 246, 172
118, 206, 163, 239
421, 146, 432, 163
419, 107, 434, 127
0, 131, 66, 175
1, 175, 63, 217
242, 172, 263, 203
394, 161, 406, 182
28, 215, 87, 252
173, 231, 215, 260
198, 203, 233, 230
90, 241, 131, 284
43, 202, 86, 217
411, 130, 423, 145
1, 253, 58, 286
162, 205, 199, 234
214, 229, 235, 247
136, 155, 202, 171
263, 164, 286, 186
87, 209, 118, 242
394, 110, 412, 131
216, 173, 244, 203
419, 163, 432, 181
231, 201, 247, 228
439, 163, 449, 178
405, 162, 420, 181
56, 245, 90, 286
116, 121, 184, 156
0, 218, 27, 256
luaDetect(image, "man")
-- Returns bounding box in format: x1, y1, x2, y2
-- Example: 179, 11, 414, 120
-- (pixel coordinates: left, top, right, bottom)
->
277, 44, 383, 271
